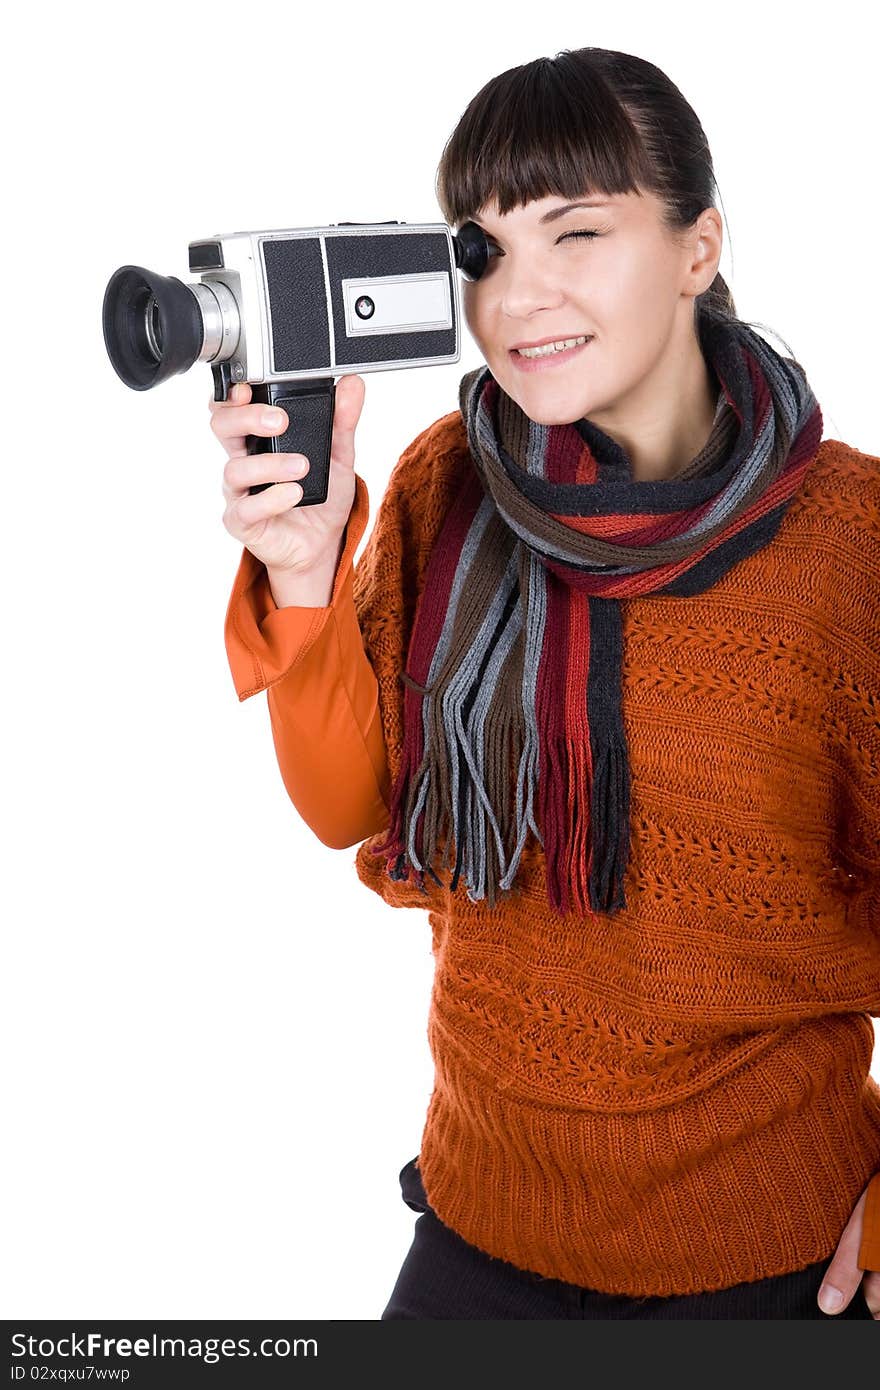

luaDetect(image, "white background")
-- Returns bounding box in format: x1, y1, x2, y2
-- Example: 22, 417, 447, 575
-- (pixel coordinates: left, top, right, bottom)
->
4, 0, 878, 1321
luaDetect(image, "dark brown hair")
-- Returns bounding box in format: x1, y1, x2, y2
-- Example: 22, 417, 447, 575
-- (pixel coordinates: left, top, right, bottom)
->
436, 48, 740, 321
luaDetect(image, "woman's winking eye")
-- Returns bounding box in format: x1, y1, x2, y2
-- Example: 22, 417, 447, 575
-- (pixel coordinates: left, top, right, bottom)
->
483, 229, 601, 261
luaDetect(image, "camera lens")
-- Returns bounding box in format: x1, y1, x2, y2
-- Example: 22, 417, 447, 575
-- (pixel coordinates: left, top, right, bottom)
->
146, 296, 163, 357
102, 265, 205, 390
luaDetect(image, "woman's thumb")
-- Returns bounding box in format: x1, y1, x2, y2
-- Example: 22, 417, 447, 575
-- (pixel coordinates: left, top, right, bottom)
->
333, 374, 366, 442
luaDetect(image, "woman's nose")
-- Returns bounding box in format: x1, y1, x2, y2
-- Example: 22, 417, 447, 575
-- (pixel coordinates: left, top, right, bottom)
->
499, 268, 565, 320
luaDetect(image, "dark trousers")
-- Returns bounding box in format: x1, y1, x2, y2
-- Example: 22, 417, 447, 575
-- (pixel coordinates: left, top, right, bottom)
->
381, 1157, 874, 1320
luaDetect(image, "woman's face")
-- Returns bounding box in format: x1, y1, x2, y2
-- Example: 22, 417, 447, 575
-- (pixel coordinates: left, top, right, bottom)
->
461, 189, 720, 428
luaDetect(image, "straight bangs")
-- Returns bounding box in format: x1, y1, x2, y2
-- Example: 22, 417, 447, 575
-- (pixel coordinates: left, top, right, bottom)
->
435, 58, 652, 229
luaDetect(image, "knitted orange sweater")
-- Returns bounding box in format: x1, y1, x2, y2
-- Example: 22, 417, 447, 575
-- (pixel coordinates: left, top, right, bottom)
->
225, 410, 880, 1296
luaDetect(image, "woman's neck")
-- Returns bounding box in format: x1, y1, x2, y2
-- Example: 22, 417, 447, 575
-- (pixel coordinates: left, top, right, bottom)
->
587, 327, 721, 483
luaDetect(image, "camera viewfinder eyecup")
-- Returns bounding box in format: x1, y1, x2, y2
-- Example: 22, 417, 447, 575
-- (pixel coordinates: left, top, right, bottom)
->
102, 265, 205, 391
453, 222, 490, 281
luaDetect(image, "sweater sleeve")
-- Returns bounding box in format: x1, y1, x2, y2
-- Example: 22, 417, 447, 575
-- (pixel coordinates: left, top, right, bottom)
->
858, 1170, 880, 1271
829, 448, 880, 989
828, 448, 880, 1276
223, 472, 391, 849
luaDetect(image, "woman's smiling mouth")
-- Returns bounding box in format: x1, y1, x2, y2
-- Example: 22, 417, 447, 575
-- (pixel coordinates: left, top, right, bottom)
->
509, 335, 594, 371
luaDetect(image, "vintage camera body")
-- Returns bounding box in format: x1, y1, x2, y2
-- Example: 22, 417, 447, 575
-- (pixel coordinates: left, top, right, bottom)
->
103, 219, 490, 504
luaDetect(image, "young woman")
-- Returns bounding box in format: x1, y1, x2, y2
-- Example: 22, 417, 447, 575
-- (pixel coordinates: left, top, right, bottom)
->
218, 47, 880, 1318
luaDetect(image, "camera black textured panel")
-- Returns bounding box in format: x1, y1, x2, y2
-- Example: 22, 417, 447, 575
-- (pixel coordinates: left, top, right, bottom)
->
325, 232, 456, 366
263, 237, 331, 372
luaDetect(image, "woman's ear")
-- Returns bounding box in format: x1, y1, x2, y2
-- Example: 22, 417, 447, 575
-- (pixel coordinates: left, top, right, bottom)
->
688, 207, 723, 298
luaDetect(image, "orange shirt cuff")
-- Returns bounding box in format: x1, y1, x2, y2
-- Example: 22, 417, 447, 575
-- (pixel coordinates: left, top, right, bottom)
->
223, 473, 371, 700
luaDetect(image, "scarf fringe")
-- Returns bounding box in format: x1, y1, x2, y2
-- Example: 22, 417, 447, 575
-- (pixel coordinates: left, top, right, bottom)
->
538, 731, 631, 919
447, 701, 514, 907
368, 673, 438, 895
588, 738, 631, 915
371, 692, 531, 909
372, 692, 631, 916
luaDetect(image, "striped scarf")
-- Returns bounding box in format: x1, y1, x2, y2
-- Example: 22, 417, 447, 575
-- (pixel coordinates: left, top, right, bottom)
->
368, 305, 823, 917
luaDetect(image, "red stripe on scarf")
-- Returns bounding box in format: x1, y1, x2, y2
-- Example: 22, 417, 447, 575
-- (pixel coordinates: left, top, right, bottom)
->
368, 466, 486, 883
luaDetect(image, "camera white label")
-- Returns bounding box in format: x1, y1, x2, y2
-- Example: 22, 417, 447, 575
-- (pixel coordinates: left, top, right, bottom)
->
341, 273, 452, 336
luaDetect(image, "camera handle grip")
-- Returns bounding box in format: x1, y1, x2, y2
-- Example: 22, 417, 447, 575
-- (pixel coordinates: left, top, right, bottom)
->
211, 364, 336, 507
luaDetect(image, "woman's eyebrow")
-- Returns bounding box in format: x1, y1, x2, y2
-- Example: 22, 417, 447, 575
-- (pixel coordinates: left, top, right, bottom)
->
539, 200, 611, 223
472, 200, 612, 233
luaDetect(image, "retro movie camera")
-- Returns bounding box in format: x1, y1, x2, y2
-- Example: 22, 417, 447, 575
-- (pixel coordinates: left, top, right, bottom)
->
102, 220, 492, 504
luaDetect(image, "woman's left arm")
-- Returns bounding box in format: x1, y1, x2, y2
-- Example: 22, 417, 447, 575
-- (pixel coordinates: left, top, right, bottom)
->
818, 1170, 880, 1316
817, 448, 880, 1316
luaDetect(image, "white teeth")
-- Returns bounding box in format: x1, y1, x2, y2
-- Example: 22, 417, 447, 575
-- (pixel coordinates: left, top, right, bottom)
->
516, 335, 589, 358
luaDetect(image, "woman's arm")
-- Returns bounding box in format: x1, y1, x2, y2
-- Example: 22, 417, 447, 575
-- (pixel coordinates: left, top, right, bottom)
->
224, 409, 468, 853
224, 473, 390, 848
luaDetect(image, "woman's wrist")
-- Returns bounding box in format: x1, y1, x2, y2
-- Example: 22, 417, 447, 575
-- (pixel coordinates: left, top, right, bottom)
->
266, 536, 344, 609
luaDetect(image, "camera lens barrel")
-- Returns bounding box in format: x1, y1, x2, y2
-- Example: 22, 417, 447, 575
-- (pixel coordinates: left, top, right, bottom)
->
190, 280, 241, 364
103, 264, 240, 391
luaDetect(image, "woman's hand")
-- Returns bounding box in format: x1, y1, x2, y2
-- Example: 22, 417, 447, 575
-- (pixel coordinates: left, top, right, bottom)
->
214, 374, 366, 575
818, 1176, 880, 1317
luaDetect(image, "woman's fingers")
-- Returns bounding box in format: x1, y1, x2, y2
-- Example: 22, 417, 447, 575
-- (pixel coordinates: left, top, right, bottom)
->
210, 398, 288, 459
222, 453, 309, 503
208, 381, 250, 411
233, 478, 305, 528
209, 377, 363, 469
